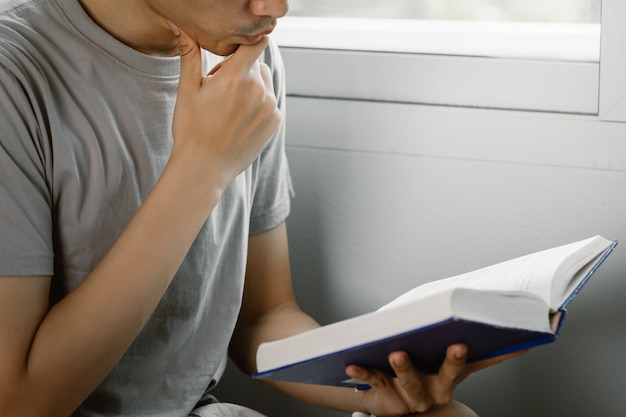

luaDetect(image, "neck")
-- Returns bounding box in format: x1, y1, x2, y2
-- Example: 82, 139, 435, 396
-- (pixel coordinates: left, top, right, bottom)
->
78, 0, 179, 56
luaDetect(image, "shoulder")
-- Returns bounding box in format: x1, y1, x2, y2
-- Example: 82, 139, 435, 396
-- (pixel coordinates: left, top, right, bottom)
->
0, 0, 48, 35
0, 0, 54, 72
0, 0, 83, 94
0, 0, 38, 14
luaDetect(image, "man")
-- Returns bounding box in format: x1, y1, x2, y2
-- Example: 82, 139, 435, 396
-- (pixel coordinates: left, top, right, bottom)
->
0, 1, 519, 416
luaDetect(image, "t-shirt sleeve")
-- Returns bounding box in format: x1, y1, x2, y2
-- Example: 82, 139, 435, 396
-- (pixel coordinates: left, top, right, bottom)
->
248, 40, 295, 235
0, 61, 54, 276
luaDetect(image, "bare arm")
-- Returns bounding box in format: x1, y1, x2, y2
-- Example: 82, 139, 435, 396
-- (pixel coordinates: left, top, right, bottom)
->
230, 222, 320, 373
230, 222, 524, 417
229, 222, 347, 406
231, 222, 384, 413
0, 29, 278, 417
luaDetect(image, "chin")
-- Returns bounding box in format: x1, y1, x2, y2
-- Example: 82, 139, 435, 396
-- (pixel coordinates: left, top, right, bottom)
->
205, 43, 240, 56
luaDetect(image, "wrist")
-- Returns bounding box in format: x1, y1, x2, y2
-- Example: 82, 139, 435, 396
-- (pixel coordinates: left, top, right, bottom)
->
165, 144, 229, 209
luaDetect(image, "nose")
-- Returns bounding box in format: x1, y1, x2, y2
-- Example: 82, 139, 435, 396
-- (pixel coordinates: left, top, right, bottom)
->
249, 0, 289, 18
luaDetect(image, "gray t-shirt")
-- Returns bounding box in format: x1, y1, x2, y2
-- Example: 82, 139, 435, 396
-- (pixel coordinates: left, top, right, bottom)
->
0, 0, 293, 415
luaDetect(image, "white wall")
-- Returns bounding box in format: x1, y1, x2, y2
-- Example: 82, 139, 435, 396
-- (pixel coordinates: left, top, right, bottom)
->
215, 3, 626, 412
214, 95, 626, 417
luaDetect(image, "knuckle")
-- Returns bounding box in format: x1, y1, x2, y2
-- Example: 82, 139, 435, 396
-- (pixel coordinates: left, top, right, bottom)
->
271, 107, 281, 124
401, 377, 424, 394
263, 108, 281, 132
177, 42, 196, 58
436, 392, 454, 405
413, 398, 434, 414
259, 62, 272, 80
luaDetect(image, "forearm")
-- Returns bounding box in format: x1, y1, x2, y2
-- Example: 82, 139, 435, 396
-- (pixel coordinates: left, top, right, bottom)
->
230, 307, 478, 416
229, 222, 368, 414
5, 156, 221, 417
2, 25, 280, 417
264, 372, 365, 414
230, 304, 365, 414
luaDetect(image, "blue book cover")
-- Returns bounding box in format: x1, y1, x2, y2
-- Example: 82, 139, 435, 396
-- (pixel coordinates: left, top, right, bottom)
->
254, 319, 557, 388
254, 238, 617, 388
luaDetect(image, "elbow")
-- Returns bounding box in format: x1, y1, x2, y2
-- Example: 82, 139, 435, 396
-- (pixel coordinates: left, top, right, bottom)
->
227, 338, 257, 376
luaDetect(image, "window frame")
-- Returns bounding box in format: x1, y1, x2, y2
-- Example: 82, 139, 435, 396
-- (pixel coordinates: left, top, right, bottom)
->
599, 0, 626, 122
271, 0, 625, 121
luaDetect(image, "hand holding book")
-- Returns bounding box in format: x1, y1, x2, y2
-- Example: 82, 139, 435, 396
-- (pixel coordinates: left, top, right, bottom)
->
343, 343, 526, 416
254, 236, 617, 388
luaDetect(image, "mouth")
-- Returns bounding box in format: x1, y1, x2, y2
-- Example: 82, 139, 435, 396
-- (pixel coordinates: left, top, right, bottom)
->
243, 34, 266, 44
242, 20, 277, 44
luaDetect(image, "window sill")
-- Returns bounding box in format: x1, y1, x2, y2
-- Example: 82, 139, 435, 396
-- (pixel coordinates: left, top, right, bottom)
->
272, 17, 600, 115
273, 17, 600, 62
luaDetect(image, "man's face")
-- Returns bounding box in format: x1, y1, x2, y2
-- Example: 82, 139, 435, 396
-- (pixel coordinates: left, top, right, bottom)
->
148, 0, 289, 55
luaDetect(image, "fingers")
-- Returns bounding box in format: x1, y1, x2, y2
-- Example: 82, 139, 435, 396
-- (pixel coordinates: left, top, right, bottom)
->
165, 20, 279, 191
205, 37, 270, 80
225, 36, 270, 77
389, 351, 435, 412
345, 353, 435, 413
166, 21, 203, 93
167, 20, 270, 90
344, 364, 384, 389
388, 351, 425, 393
346, 346, 524, 417
363, 347, 468, 409
258, 61, 275, 95
438, 344, 468, 384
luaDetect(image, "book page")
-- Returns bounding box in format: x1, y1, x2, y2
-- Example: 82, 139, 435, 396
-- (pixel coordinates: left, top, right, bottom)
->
381, 236, 610, 312
381, 243, 584, 312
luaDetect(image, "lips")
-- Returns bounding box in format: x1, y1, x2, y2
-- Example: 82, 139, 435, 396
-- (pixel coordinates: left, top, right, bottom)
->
244, 34, 265, 44
243, 21, 276, 44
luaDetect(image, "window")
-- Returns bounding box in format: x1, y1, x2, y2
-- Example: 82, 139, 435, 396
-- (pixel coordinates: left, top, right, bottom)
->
272, 0, 608, 116
280, 0, 601, 61
287, 0, 600, 24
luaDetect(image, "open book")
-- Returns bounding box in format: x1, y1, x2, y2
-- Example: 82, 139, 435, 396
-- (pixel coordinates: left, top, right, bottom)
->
253, 235, 617, 388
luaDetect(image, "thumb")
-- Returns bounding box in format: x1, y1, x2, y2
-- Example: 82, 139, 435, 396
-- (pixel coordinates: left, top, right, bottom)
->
166, 20, 202, 91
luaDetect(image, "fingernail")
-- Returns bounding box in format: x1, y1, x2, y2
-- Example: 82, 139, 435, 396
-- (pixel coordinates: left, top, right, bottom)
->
346, 365, 360, 376
455, 345, 468, 360
166, 20, 181, 36
391, 352, 408, 368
